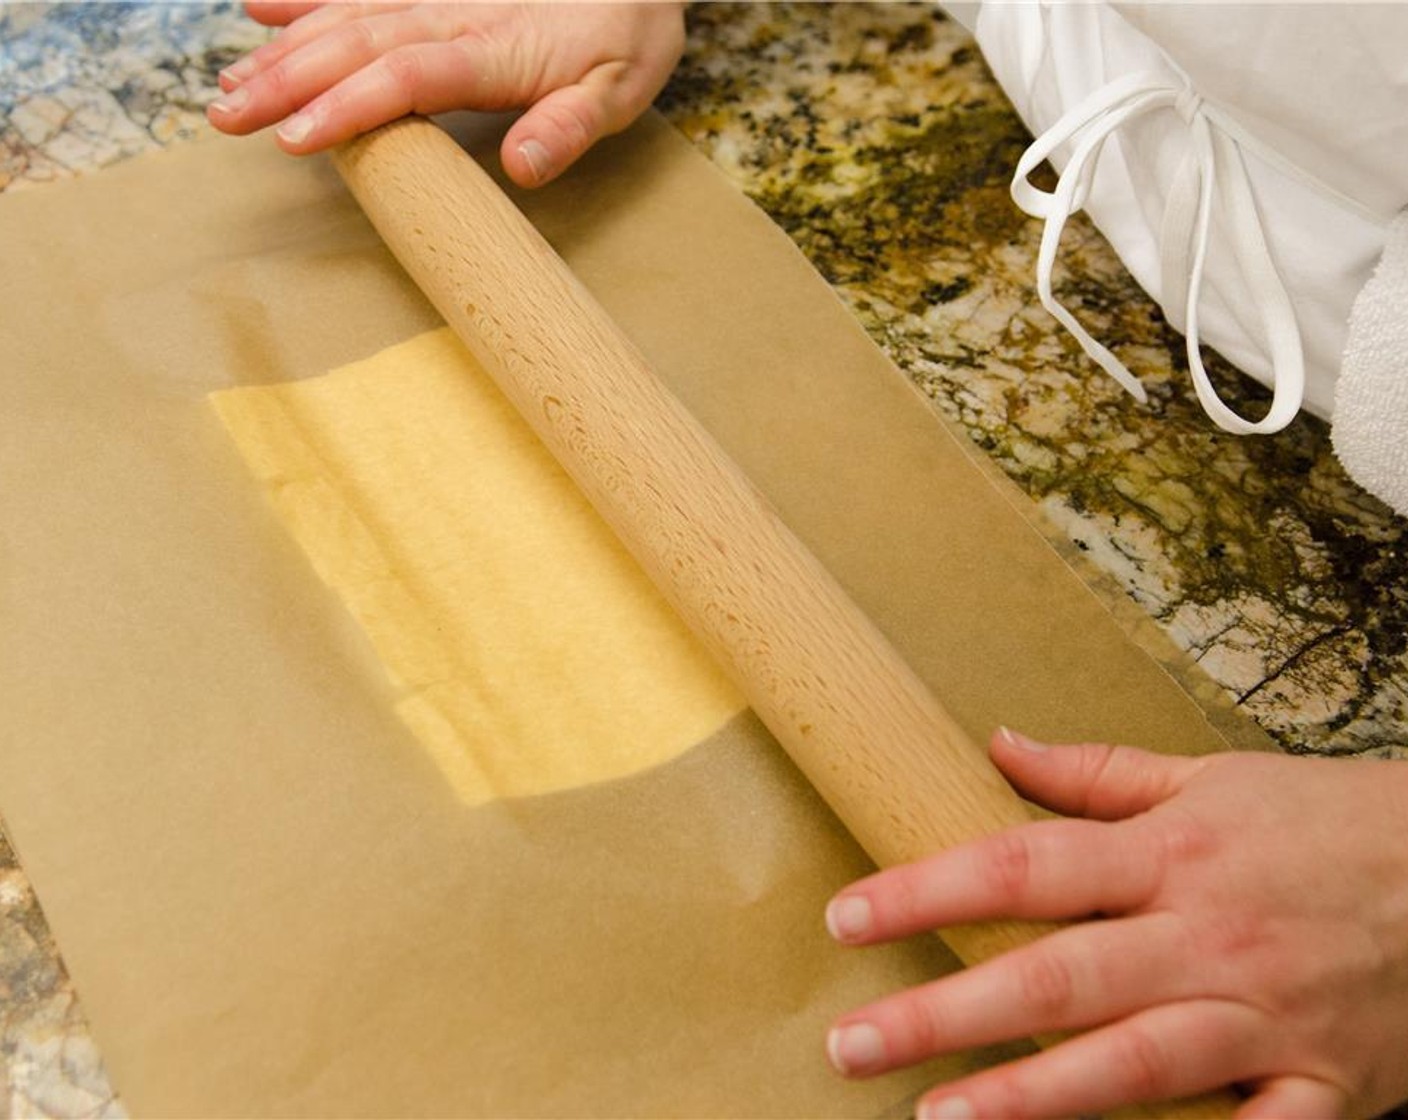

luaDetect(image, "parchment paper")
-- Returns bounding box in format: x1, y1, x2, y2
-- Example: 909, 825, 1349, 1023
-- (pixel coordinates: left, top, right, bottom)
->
210, 326, 750, 807
0, 112, 1272, 1117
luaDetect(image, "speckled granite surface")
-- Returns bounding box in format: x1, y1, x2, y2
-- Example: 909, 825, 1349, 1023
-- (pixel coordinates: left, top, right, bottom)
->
660, 5, 1408, 761
2, 3, 1405, 1116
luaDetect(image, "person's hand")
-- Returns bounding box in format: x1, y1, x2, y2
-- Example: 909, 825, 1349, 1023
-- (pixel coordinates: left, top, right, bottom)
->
206, 2, 685, 186
825, 728, 1408, 1119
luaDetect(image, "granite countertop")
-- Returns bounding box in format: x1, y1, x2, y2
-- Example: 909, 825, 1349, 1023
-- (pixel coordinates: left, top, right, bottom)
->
2, 3, 1405, 1116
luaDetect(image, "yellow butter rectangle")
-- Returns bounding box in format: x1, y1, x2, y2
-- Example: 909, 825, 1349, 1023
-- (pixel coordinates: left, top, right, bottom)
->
212, 327, 745, 804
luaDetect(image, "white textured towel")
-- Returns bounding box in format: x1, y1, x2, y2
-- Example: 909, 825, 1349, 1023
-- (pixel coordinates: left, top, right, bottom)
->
1333, 211, 1408, 518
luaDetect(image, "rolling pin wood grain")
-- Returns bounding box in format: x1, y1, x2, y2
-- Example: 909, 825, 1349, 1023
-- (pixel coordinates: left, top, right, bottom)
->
333, 114, 1036, 956
333, 117, 1235, 1119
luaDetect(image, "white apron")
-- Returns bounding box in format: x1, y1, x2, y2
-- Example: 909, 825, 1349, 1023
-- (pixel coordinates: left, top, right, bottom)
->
955, 2, 1408, 515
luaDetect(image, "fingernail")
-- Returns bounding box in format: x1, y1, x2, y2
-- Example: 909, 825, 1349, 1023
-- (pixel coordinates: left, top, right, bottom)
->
918, 1096, 975, 1120
221, 57, 256, 85
998, 725, 1046, 752
277, 112, 315, 145
826, 1022, 885, 1074
825, 894, 872, 942
518, 139, 551, 185
208, 86, 250, 115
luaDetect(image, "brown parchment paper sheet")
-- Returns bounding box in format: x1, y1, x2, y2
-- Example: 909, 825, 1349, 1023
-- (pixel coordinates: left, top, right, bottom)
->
0, 111, 1273, 1117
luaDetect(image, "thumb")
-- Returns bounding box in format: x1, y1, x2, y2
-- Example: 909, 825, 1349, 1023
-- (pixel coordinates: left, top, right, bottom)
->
500, 66, 649, 188
1235, 1075, 1348, 1120
501, 81, 613, 187
990, 727, 1208, 820
242, 1, 324, 27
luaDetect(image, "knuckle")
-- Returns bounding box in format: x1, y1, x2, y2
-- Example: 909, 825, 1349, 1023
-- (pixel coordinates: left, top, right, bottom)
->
260, 59, 298, 102
896, 993, 948, 1056
243, 40, 278, 71
337, 18, 381, 62
1194, 909, 1268, 961
661, 12, 687, 57
447, 36, 499, 95
1114, 1025, 1173, 1099
1015, 951, 1076, 1018
536, 98, 597, 152
883, 869, 922, 930
981, 831, 1034, 902
379, 47, 424, 97
1080, 743, 1168, 818
1078, 741, 1122, 798
976, 1075, 1031, 1120
1139, 809, 1216, 890
450, 17, 496, 50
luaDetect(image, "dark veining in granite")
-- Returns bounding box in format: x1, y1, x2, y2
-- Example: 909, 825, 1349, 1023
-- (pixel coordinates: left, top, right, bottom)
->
658, 3, 1408, 760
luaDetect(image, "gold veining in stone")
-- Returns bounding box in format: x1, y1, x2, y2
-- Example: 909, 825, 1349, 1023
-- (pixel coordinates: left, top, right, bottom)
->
659, 2, 1408, 760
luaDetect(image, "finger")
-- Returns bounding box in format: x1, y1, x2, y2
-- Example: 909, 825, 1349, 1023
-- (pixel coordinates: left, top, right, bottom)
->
990, 727, 1209, 820
500, 62, 664, 187
826, 817, 1158, 944
243, 1, 325, 27
500, 83, 614, 187
259, 37, 522, 154
210, 7, 448, 136
221, 3, 411, 89
1236, 1075, 1348, 1120
914, 998, 1269, 1120
828, 912, 1190, 1076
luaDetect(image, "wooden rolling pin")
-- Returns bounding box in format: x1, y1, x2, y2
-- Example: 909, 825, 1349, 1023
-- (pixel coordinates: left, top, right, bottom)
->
333, 117, 1235, 1119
